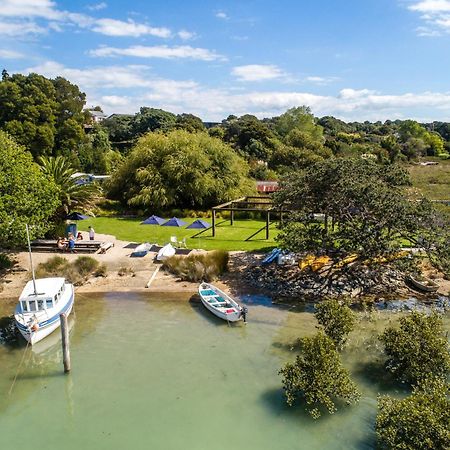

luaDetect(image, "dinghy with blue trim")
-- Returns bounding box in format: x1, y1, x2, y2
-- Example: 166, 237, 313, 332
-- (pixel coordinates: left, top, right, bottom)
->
198, 282, 247, 323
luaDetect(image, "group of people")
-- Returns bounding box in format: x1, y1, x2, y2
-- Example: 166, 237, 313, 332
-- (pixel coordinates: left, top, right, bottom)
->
56, 226, 95, 253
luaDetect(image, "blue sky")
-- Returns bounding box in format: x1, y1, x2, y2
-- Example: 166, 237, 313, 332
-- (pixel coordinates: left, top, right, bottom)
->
1, 0, 450, 121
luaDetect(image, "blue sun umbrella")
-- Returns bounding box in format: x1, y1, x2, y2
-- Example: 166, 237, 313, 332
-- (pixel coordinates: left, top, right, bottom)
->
141, 215, 165, 225
66, 212, 89, 220
186, 219, 211, 229
161, 217, 187, 227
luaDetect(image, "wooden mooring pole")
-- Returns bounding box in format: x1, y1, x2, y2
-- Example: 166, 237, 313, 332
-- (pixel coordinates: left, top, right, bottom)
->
60, 313, 71, 373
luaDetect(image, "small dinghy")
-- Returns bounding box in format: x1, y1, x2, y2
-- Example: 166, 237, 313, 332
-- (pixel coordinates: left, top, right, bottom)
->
198, 282, 247, 322
406, 275, 439, 293
131, 242, 152, 257
156, 243, 176, 261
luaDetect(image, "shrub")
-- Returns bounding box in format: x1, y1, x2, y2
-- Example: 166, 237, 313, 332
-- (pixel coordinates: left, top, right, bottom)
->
376, 377, 450, 449
94, 264, 107, 277
314, 299, 356, 348
163, 250, 228, 282
279, 332, 360, 419
0, 253, 13, 271
379, 311, 450, 385
36, 255, 102, 285
118, 266, 135, 277
73, 256, 99, 277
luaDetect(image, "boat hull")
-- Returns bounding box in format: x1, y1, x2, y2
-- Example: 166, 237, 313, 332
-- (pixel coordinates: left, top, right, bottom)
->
198, 282, 244, 322
406, 275, 439, 293
15, 285, 74, 345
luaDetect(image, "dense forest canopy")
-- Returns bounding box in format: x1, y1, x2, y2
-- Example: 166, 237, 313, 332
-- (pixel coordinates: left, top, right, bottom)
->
1, 70, 450, 179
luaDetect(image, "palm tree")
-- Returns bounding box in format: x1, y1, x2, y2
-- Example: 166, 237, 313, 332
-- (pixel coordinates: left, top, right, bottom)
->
39, 156, 100, 220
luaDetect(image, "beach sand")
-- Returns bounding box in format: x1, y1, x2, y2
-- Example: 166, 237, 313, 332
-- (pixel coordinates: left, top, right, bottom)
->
0, 233, 206, 301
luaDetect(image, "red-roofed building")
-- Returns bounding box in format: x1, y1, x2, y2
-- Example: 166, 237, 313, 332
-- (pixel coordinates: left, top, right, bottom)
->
256, 181, 279, 193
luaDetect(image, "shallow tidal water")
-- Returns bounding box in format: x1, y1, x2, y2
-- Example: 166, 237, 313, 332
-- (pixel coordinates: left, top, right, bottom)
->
0, 292, 448, 450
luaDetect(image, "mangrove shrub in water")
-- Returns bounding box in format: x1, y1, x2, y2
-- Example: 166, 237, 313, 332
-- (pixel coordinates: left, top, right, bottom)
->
379, 311, 450, 385
376, 377, 450, 450
314, 299, 356, 348
279, 332, 360, 419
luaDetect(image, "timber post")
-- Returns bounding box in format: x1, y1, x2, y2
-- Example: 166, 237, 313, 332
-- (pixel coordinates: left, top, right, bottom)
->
60, 313, 71, 373
212, 209, 216, 237
266, 211, 270, 240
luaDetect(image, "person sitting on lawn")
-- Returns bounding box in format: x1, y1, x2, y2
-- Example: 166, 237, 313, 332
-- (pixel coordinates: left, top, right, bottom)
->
77, 231, 83, 240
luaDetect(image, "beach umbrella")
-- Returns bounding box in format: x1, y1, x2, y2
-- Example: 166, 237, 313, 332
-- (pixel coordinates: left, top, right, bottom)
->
186, 219, 211, 229
161, 217, 187, 227
141, 215, 165, 225
66, 212, 89, 220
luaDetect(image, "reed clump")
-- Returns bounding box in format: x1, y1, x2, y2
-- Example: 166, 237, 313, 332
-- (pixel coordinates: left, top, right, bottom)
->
163, 250, 228, 282
36, 256, 105, 285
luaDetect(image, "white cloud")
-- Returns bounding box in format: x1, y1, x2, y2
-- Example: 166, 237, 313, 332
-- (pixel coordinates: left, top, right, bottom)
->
215, 11, 229, 20
0, 49, 25, 58
408, 0, 450, 34
0, 20, 46, 36
89, 45, 225, 61
305, 76, 338, 85
91, 18, 171, 37
22, 60, 450, 121
232, 64, 286, 82
178, 29, 196, 40
87, 2, 108, 11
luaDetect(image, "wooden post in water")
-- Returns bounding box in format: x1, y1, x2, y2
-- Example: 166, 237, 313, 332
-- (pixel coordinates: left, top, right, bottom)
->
60, 313, 71, 373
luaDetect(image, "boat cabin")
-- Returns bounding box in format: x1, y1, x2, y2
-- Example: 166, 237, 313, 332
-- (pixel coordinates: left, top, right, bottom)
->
19, 278, 66, 313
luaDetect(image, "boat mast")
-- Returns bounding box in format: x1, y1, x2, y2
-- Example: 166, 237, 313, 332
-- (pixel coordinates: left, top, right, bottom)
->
26, 224, 37, 295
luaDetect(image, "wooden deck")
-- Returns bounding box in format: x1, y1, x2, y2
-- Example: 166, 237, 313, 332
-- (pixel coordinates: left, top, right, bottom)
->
31, 239, 114, 254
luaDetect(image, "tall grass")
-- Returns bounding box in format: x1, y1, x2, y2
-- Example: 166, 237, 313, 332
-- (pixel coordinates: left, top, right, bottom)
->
36, 256, 106, 285
163, 250, 228, 282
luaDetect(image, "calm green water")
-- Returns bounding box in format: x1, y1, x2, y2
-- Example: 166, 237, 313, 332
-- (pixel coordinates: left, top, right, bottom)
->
0, 293, 446, 450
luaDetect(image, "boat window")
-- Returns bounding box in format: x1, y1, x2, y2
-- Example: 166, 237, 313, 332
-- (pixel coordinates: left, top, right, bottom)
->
46, 299, 53, 309
21, 301, 28, 312
54, 295, 58, 304
28, 300, 37, 312
37, 299, 44, 311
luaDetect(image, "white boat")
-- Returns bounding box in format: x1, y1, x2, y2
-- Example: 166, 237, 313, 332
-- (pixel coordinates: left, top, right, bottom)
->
198, 282, 247, 322
131, 242, 153, 257
14, 277, 75, 345
156, 243, 176, 261
14, 224, 75, 345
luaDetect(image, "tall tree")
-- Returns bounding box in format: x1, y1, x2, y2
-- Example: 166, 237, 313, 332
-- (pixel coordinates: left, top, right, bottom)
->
107, 130, 253, 209
0, 131, 60, 246
39, 155, 100, 220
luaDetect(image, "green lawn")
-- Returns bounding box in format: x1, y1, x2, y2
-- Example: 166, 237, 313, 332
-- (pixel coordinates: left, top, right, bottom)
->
408, 157, 450, 200
78, 216, 279, 252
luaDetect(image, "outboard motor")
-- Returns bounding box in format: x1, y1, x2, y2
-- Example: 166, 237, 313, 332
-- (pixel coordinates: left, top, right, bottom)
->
241, 306, 248, 323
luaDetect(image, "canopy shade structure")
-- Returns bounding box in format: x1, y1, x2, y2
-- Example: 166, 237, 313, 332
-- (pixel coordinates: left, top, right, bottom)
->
186, 219, 211, 229
141, 215, 165, 225
161, 217, 187, 227
66, 212, 89, 220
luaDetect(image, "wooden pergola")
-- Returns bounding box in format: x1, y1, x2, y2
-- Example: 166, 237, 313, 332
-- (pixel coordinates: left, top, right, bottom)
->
211, 196, 286, 240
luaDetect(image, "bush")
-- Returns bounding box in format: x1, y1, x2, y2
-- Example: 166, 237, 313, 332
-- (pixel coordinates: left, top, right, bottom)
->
73, 256, 99, 277
94, 263, 107, 277
36, 256, 102, 285
163, 250, 228, 282
0, 253, 13, 271
279, 332, 360, 419
376, 377, 450, 449
314, 299, 356, 348
379, 311, 450, 385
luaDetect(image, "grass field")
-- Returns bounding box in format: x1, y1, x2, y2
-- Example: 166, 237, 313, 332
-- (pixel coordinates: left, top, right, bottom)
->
78, 216, 279, 252
408, 157, 450, 200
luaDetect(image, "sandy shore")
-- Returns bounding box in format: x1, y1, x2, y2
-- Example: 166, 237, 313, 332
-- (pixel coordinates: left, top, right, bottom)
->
1, 233, 448, 303
0, 233, 208, 301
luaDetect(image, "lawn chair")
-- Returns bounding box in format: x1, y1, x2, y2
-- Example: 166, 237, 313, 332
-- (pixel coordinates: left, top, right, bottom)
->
170, 236, 178, 247
178, 237, 187, 248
